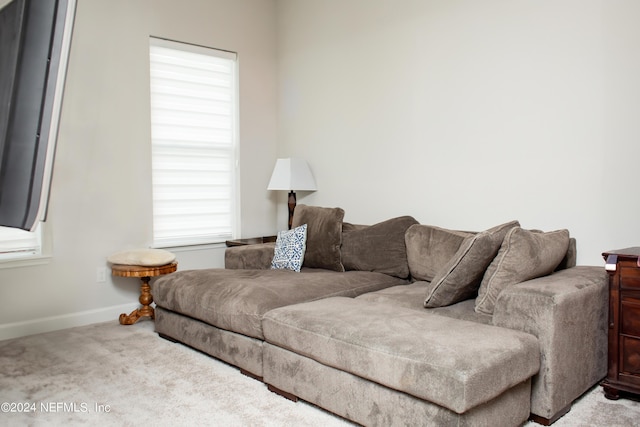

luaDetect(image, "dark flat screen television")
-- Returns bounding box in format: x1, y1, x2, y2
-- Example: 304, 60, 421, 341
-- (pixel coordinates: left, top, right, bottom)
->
0, 0, 75, 230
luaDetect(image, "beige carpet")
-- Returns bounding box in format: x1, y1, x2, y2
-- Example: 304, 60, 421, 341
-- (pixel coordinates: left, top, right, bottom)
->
1, 320, 639, 427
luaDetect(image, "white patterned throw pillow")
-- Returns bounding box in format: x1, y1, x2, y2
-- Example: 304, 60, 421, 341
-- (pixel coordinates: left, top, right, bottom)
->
271, 224, 308, 272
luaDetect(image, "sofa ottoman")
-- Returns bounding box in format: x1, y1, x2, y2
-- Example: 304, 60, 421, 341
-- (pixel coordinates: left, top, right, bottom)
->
153, 268, 407, 378
262, 297, 540, 426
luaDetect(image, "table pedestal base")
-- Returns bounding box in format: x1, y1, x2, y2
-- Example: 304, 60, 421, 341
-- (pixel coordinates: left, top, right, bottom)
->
111, 262, 177, 325
119, 277, 154, 325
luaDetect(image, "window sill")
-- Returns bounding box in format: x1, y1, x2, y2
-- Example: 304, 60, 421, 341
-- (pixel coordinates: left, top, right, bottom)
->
0, 254, 52, 269
153, 242, 227, 253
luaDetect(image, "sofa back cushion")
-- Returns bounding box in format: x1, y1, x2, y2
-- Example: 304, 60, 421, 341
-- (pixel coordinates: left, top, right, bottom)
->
423, 220, 520, 308
475, 227, 570, 315
341, 216, 418, 278
342, 222, 368, 233
405, 224, 473, 282
556, 237, 577, 271
292, 204, 345, 272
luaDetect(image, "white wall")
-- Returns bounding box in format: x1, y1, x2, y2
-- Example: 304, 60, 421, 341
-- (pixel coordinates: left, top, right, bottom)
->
276, 0, 640, 266
4, 0, 640, 340
0, 0, 278, 339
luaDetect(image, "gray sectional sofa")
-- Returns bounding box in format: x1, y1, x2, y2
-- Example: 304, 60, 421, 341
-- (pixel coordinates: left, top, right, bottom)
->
152, 205, 608, 426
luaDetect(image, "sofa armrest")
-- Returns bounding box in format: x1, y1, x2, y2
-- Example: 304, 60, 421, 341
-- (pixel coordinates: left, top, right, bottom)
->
225, 243, 275, 269
492, 266, 608, 421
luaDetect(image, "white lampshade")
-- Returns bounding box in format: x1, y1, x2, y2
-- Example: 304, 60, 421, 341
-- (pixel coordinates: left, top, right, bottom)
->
267, 158, 317, 191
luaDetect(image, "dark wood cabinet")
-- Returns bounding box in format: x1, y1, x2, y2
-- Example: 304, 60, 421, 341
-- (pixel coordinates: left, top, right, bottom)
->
602, 247, 640, 400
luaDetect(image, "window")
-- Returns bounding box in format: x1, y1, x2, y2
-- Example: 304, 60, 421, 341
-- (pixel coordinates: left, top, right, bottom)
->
0, 0, 75, 263
149, 37, 238, 247
0, 224, 42, 261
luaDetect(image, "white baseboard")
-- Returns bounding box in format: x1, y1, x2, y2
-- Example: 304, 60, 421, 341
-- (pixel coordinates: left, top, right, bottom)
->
0, 302, 140, 341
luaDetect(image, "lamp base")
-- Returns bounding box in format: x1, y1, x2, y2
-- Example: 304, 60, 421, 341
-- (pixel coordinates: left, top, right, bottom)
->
287, 191, 296, 230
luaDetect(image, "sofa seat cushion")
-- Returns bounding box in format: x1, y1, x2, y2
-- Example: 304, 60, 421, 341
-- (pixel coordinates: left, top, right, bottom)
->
263, 297, 539, 414
153, 268, 407, 340
357, 285, 493, 325
356, 282, 428, 310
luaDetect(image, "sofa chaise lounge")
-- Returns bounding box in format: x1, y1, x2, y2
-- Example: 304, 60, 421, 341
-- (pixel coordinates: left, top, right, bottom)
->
152, 205, 608, 426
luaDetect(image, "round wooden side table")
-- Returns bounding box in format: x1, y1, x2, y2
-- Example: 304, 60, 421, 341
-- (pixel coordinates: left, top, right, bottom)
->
111, 262, 177, 325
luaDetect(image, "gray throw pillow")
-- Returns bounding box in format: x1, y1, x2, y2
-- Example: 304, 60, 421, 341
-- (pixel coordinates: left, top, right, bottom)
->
405, 224, 473, 282
341, 216, 418, 278
474, 227, 570, 315
424, 220, 519, 308
291, 204, 345, 272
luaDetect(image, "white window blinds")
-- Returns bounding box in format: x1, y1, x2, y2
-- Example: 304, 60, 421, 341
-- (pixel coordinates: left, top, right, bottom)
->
149, 38, 238, 247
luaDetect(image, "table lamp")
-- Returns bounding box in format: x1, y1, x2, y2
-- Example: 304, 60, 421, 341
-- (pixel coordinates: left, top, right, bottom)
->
267, 158, 317, 229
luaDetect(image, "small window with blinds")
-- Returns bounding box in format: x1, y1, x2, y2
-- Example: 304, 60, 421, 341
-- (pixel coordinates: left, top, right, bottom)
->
149, 37, 238, 247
